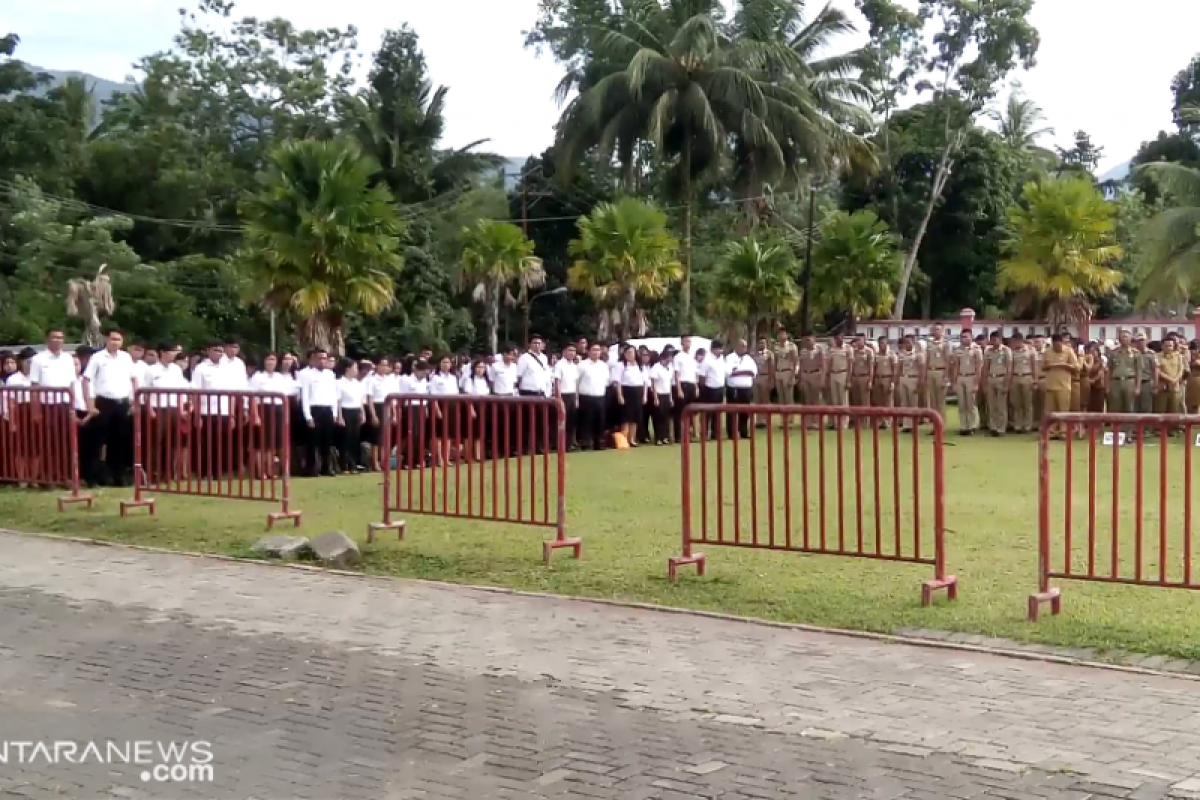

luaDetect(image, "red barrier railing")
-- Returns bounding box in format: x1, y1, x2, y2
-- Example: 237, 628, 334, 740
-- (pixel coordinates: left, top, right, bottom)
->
368, 394, 580, 563
0, 386, 93, 511
119, 388, 301, 528
1030, 412, 1200, 621
669, 404, 957, 605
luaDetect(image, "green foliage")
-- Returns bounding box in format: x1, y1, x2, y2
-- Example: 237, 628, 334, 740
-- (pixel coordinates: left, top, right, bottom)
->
459, 220, 543, 353
809, 210, 902, 324
1134, 162, 1200, 308
708, 235, 799, 339
1055, 131, 1104, 179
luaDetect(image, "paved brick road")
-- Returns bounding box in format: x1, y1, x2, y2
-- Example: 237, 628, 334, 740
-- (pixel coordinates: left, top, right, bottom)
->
0, 532, 1198, 799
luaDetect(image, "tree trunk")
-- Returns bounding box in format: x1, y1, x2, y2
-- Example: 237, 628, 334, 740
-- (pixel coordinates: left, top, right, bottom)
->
297, 313, 340, 356
680, 139, 693, 329
892, 134, 957, 319
487, 282, 500, 355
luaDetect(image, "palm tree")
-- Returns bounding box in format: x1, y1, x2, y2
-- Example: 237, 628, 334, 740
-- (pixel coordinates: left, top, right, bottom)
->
240, 139, 405, 355
458, 220, 544, 354
810, 210, 902, 329
1134, 161, 1200, 307
989, 89, 1056, 167
709, 235, 800, 339
997, 177, 1124, 326
567, 198, 683, 341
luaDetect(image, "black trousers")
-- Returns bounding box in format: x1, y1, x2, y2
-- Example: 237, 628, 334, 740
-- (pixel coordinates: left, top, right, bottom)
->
340, 408, 363, 470
87, 397, 132, 486
196, 414, 231, 480
560, 393, 578, 450
673, 382, 698, 441
726, 386, 753, 439
652, 393, 673, 442
578, 395, 607, 450
699, 386, 725, 439
518, 390, 546, 454
307, 405, 336, 476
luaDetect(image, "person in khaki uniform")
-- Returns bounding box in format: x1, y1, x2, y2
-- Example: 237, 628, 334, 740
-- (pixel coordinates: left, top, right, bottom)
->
1084, 341, 1107, 412
872, 337, 898, 423
1134, 333, 1158, 414
950, 330, 983, 435
981, 330, 1013, 436
1043, 333, 1080, 440
1066, 334, 1084, 412
895, 335, 923, 431
1031, 334, 1047, 422
798, 335, 824, 407
922, 324, 951, 423
1107, 330, 1141, 441
772, 330, 799, 406
1187, 341, 1200, 414
1008, 332, 1037, 432
825, 334, 852, 428
849, 334, 875, 407
752, 337, 774, 406
1156, 337, 1185, 428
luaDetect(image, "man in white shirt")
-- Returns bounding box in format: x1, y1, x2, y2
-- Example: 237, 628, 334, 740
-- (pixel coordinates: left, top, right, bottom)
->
725, 339, 758, 439
28, 329, 78, 467
516, 336, 553, 454
576, 343, 611, 450
191, 342, 237, 477
221, 339, 250, 390
488, 348, 519, 397
553, 343, 580, 451
81, 329, 139, 487
672, 335, 700, 443
698, 341, 728, 439
301, 350, 339, 476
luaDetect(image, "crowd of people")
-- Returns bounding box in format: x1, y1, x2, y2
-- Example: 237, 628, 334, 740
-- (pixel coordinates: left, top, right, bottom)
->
1, 322, 1197, 488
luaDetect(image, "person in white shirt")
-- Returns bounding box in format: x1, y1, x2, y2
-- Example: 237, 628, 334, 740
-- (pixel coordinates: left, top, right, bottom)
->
428, 355, 462, 465
457, 359, 492, 460
335, 360, 366, 472
221, 340, 250, 390
26, 329, 78, 481
575, 344, 610, 450
364, 357, 399, 471
672, 335, 700, 443
400, 359, 432, 468
302, 350, 339, 477
614, 344, 647, 447
725, 339, 758, 439
516, 336, 553, 455
553, 344, 580, 451
190, 342, 238, 478
697, 343, 728, 439
81, 329, 139, 487
488, 349, 519, 397
649, 349, 676, 445
147, 343, 191, 483
246, 352, 291, 477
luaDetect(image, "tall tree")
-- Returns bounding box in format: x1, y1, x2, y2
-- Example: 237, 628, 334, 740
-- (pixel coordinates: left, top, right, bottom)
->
1171, 53, 1200, 139
988, 88, 1055, 167
1055, 130, 1104, 179
997, 177, 1123, 325
810, 210, 903, 329
459, 220, 544, 354
888, 0, 1039, 318
708, 235, 799, 340
240, 139, 405, 355
1134, 161, 1200, 307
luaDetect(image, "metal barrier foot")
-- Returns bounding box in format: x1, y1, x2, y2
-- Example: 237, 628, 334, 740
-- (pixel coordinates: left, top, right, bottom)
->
366, 520, 405, 544
667, 553, 707, 582
266, 510, 302, 530
1027, 588, 1062, 622
56, 493, 94, 512
542, 537, 583, 564
920, 574, 958, 606
119, 498, 155, 518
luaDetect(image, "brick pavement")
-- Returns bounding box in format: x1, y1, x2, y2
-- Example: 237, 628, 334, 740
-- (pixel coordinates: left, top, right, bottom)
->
0, 531, 1197, 798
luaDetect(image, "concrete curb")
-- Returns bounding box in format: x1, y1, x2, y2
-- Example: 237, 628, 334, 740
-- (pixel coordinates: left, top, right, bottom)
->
3, 527, 1197, 685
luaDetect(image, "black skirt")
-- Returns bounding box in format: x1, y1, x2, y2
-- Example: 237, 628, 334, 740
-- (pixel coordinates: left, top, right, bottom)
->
620, 385, 644, 424
255, 403, 284, 450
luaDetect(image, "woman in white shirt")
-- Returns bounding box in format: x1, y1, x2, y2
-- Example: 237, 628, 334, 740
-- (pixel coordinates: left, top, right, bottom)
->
429, 355, 461, 466
460, 359, 492, 461
1, 352, 31, 482
336, 360, 367, 472
614, 345, 647, 448
649, 349, 676, 445
279, 352, 306, 477
364, 357, 399, 471
247, 353, 290, 478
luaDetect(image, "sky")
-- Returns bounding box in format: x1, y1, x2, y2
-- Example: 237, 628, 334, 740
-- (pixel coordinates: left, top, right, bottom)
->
9, 0, 1200, 174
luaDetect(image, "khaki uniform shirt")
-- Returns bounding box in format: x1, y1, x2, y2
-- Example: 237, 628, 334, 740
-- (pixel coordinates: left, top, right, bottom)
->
875, 352, 898, 381
851, 347, 875, 378
753, 349, 773, 379
1011, 346, 1036, 381
925, 339, 951, 372
1108, 348, 1141, 381
898, 350, 923, 380
984, 345, 1012, 384
799, 347, 823, 379
1043, 349, 1079, 393
1159, 351, 1185, 386
827, 344, 852, 376
772, 341, 799, 375
1138, 350, 1158, 383
954, 344, 983, 380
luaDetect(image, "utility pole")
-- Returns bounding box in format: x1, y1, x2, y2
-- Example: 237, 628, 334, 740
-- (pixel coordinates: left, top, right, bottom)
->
799, 180, 817, 336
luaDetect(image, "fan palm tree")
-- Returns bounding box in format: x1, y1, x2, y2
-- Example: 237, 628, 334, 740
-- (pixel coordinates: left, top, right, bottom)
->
1133, 161, 1200, 307
709, 235, 800, 339
458, 220, 544, 354
997, 177, 1124, 326
809, 210, 902, 329
66, 264, 114, 348
240, 138, 405, 356
988, 90, 1056, 167
567, 198, 683, 341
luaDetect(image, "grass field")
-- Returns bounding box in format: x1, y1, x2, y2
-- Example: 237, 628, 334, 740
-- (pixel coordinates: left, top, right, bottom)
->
5, 408, 1200, 660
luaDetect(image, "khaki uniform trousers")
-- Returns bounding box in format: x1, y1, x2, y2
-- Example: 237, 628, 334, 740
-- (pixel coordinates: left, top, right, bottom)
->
986, 381, 1009, 433
1155, 387, 1183, 416
1010, 379, 1034, 432
1045, 388, 1072, 438
775, 372, 796, 405
849, 377, 872, 407
827, 372, 849, 428
896, 378, 920, 430
1137, 380, 1155, 414
955, 377, 979, 432
925, 370, 947, 422
753, 376, 773, 405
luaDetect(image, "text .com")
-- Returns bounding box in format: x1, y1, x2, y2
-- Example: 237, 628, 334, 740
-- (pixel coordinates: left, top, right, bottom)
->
0, 741, 214, 782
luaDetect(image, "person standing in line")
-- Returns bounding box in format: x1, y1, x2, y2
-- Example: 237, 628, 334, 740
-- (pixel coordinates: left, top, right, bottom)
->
1066, 334, 1084, 413
428, 355, 460, 465
772, 329, 799, 408
1007, 333, 1037, 433
973, 334, 989, 424
246, 352, 289, 478
553, 343, 580, 452
1042, 333, 1079, 441
981, 331, 1011, 437
81, 329, 139, 487
189, 342, 236, 480
1133, 333, 1158, 416
489, 346, 519, 457
362, 357, 393, 470
824, 334, 851, 429
950, 330, 982, 435
672, 336, 699, 442
895, 335, 923, 431
332, 360, 364, 471
516, 335, 551, 454
697, 342, 727, 439
636, 349, 655, 444
1156, 337, 1185, 432
648, 349, 675, 445
302, 350, 339, 477
922, 323, 951, 424
1030, 333, 1047, 423
28, 328, 77, 482
872, 337, 897, 426
613, 344, 646, 447
1106, 330, 1140, 441
752, 336, 773, 411
459, 359, 492, 460
1084, 341, 1107, 413
576, 344, 610, 451
1188, 341, 1200, 414
724, 339, 756, 439
797, 335, 824, 428
848, 333, 875, 410
2, 351, 32, 483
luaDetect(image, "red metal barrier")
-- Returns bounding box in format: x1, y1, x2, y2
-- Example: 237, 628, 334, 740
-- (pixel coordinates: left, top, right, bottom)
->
119, 388, 301, 528
669, 404, 956, 605
368, 394, 580, 563
1030, 412, 1200, 621
0, 386, 93, 511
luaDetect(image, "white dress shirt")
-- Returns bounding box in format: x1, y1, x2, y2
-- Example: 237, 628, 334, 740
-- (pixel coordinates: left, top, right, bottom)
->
650, 363, 675, 395
28, 350, 75, 392
429, 372, 460, 396
400, 374, 430, 405
577, 360, 610, 397
190, 358, 234, 415
673, 350, 699, 384
489, 361, 518, 396
221, 355, 250, 390
699, 356, 728, 389
516, 351, 552, 395
72, 378, 87, 412
1, 372, 30, 418
617, 363, 646, 387
83, 348, 136, 402
553, 359, 580, 395
151, 362, 190, 408
461, 375, 492, 396
248, 370, 292, 406
725, 353, 758, 389
367, 372, 401, 403
336, 377, 365, 412
302, 368, 339, 420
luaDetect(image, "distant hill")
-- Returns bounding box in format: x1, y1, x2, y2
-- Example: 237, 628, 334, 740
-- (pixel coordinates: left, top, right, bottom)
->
25, 65, 134, 127
1100, 159, 1131, 184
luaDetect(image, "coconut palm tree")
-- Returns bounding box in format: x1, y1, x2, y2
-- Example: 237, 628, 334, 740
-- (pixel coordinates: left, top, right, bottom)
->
809, 210, 902, 329
1134, 161, 1200, 307
240, 138, 405, 356
567, 198, 682, 341
997, 177, 1124, 326
709, 235, 800, 339
458, 220, 544, 354
989, 89, 1056, 167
